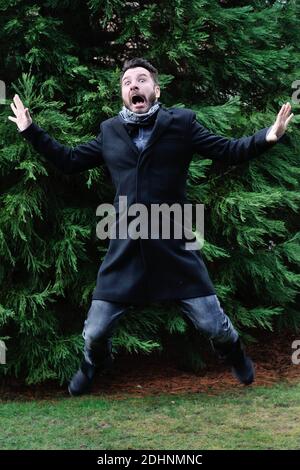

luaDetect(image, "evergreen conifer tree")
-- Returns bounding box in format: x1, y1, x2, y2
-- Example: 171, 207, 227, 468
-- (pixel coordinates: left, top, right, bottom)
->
0, 0, 299, 383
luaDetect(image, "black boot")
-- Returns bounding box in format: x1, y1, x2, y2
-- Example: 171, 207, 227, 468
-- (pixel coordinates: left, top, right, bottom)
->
213, 338, 255, 386
68, 350, 114, 397
68, 358, 96, 397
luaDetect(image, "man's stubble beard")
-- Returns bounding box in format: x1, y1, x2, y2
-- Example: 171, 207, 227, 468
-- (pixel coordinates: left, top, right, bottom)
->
143, 89, 158, 113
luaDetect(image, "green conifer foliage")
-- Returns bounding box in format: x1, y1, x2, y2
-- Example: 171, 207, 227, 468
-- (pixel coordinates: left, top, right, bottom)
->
0, 0, 299, 383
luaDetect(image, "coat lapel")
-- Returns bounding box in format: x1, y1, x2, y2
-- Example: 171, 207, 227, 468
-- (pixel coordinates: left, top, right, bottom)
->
111, 116, 139, 155
141, 107, 173, 154
111, 107, 174, 156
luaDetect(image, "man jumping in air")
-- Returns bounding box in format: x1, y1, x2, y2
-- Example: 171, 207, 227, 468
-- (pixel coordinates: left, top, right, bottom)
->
8, 58, 294, 396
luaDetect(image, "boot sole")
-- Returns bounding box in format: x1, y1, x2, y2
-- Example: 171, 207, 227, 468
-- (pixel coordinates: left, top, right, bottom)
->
68, 383, 92, 397
232, 358, 255, 385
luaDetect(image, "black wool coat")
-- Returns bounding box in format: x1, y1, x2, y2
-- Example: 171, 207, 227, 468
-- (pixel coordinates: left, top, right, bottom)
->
20, 106, 279, 305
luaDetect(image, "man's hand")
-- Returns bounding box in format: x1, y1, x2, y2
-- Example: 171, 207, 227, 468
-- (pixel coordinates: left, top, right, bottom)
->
8, 94, 32, 132
266, 102, 294, 143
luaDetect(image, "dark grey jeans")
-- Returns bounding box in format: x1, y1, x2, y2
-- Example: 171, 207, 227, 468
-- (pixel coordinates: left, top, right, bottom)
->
82, 295, 239, 367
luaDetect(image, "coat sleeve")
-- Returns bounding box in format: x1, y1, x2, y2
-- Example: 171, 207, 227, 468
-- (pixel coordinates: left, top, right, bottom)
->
19, 122, 104, 174
189, 112, 283, 165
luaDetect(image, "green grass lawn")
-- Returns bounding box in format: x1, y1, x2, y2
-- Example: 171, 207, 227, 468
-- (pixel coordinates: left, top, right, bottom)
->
0, 382, 299, 450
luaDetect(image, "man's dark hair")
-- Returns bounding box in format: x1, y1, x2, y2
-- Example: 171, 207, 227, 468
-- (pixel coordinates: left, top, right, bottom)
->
121, 58, 159, 85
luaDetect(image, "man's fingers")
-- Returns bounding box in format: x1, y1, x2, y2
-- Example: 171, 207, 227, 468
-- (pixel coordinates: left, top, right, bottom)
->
285, 113, 294, 126
10, 102, 18, 116
8, 116, 17, 123
277, 103, 292, 123
277, 105, 285, 119
13, 94, 25, 112
280, 104, 293, 123
285, 106, 292, 118
283, 102, 291, 115
277, 104, 285, 116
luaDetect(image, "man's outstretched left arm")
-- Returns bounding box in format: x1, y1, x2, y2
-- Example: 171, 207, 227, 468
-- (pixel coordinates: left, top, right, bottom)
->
190, 102, 294, 165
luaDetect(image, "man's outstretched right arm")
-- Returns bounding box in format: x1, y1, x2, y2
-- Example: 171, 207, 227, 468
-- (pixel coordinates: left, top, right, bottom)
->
8, 94, 104, 174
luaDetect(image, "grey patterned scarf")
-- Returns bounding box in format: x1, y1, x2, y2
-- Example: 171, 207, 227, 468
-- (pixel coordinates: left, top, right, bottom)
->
119, 101, 161, 125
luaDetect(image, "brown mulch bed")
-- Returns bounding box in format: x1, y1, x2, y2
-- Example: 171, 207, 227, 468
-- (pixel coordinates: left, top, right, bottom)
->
1, 330, 299, 400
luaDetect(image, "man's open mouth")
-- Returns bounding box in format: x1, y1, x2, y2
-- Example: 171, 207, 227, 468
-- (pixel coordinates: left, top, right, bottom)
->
131, 94, 146, 105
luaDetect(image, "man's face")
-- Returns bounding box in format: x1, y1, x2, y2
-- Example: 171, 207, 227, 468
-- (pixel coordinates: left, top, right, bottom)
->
121, 66, 160, 113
